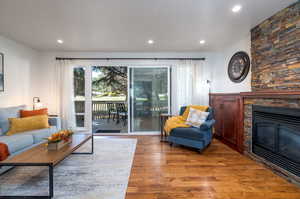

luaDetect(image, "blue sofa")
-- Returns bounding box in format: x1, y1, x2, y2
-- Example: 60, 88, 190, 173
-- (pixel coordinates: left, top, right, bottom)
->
168, 106, 215, 152
0, 105, 61, 174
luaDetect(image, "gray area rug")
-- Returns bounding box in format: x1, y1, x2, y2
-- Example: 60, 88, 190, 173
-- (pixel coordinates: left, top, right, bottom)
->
0, 137, 137, 199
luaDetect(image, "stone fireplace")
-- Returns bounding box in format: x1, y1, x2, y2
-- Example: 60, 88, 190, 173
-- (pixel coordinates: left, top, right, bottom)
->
240, 1, 300, 184
241, 92, 300, 184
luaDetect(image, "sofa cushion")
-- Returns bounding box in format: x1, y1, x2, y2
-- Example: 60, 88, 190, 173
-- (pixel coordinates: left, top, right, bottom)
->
0, 134, 34, 153
49, 117, 61, 131
170, 127, 205, 141
49, 126, 58, 134
0, 105, 26, 135
22, 128, 52, 143
6, 115, 50, 136
20, 108, 48, 118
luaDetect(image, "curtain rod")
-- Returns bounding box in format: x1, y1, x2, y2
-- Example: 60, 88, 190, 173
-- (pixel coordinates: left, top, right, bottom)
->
55, 57, 205, 61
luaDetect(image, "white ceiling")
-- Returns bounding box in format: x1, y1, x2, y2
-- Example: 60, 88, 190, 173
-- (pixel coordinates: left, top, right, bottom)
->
0, 0, 296, 52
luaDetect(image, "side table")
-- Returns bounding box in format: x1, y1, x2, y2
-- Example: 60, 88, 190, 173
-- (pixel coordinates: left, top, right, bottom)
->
160, 113, 173, 142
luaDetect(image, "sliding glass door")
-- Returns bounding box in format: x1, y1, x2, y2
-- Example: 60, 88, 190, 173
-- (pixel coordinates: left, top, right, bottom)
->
91, 66, 128, 133
73, 65, 170, 133
130, 67, 170, 132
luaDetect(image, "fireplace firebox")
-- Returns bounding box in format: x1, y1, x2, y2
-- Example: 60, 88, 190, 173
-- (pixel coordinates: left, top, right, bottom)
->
252, 105, 300, 177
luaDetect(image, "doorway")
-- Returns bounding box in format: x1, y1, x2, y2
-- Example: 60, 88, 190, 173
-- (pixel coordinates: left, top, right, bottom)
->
73, 65, 170, 134
92, 66, 128, 133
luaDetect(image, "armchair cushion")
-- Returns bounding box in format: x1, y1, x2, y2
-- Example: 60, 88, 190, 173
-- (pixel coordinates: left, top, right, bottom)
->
171, 127, 206, 140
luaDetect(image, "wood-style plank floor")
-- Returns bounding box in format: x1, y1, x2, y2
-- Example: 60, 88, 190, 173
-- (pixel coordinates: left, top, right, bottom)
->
102, 135, 300, 199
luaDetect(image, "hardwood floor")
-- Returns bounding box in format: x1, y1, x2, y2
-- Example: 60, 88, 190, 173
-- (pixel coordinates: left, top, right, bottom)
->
102, 135, 300, 199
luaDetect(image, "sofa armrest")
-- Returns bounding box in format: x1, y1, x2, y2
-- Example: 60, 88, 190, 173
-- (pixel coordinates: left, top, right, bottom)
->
48, 117, 61, 131
200, 119, 215, 131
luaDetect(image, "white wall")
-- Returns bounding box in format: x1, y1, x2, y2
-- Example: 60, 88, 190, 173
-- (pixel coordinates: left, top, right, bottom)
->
210, 33, 251, 93
0, 35, 39, 108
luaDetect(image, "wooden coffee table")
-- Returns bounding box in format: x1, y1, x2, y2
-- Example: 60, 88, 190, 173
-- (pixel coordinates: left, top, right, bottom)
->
0, 133, 94, 199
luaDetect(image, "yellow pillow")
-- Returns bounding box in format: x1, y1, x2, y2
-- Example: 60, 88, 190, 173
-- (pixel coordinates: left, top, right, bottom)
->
182, 105, 209, 121
6, 115, 49, 136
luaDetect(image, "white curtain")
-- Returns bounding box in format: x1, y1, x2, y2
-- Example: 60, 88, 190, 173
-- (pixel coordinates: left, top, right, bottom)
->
171, 60, 210, 115
55, 60, 76, 129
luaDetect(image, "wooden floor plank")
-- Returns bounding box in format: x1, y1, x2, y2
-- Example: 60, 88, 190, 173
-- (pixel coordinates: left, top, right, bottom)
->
98, 135, 300, 199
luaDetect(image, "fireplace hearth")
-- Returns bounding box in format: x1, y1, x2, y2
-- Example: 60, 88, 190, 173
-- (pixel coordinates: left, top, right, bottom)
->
252, 105, 300, 178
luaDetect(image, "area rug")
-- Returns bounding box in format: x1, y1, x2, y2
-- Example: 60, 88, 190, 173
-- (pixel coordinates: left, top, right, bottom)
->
0, 137, 137, 199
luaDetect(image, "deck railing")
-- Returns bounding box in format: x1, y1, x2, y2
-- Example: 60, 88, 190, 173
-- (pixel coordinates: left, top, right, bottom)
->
75, 100, 168, 121
75, 100, 125, 120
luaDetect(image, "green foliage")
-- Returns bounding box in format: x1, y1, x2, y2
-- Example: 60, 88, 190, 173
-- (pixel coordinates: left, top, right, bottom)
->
74, 68, 85, 97
92, 66, 127, 96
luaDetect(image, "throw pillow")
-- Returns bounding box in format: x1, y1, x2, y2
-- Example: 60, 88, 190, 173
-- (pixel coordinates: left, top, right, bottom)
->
182, 105, 208, 121
185, 107, 209, 127
20, 108, 48, 118
6, 115, 50, 136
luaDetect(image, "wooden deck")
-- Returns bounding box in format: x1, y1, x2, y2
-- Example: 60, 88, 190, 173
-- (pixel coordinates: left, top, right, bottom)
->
92, 118, 127, 133
100, 136, 300, 199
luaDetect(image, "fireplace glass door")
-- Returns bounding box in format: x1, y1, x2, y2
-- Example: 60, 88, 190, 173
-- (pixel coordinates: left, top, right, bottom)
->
254, 122, 277, 151
278, 126, 300, 164
252, 105, 300, 177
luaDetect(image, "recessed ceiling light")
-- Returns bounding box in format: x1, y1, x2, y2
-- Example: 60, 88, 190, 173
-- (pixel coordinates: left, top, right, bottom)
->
199, 40, 206, 44
232, 5, 242, 13
148, 40, 154, 44
57, 39, 64, 44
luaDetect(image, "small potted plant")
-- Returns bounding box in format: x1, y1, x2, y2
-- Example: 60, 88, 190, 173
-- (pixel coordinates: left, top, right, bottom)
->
46, 129, 74, 150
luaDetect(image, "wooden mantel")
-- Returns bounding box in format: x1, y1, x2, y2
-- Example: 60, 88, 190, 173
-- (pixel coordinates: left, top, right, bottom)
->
240, 91, 300, 99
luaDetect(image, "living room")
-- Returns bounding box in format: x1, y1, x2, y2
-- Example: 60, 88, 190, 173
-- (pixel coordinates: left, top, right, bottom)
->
0, 0, 299, 198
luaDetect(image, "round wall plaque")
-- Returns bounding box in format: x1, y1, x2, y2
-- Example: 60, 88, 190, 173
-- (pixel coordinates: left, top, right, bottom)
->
228, 51, 250, 83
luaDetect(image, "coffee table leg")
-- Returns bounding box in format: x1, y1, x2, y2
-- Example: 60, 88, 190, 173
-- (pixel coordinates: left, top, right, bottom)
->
0, 164, 54, 199
72, 135, 94, 155
91, 134, 94, 154
92, 134, 94, 154
49, 164, 54, 198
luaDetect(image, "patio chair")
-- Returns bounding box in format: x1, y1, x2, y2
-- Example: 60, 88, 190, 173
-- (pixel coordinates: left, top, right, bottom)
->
116, 103, 127, 126
107, 102, 117, 121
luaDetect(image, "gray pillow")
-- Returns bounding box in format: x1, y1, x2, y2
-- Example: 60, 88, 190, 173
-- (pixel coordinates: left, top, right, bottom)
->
0, 105, 26, 135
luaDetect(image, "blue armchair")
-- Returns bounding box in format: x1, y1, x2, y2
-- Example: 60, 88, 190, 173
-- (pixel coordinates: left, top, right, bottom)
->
167, 106, 215, 152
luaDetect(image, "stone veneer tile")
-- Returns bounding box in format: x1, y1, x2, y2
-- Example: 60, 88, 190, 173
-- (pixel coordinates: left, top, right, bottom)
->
251, 2, 300, 91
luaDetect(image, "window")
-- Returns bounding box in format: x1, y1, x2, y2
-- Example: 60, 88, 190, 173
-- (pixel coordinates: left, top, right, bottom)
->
74, 67, 86, 128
